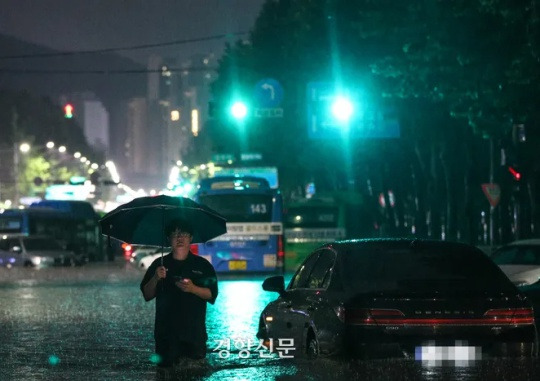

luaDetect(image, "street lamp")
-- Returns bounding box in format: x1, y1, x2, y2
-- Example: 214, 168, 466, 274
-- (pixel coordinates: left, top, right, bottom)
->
19, 143, 31, 153
17, 142, 94, 200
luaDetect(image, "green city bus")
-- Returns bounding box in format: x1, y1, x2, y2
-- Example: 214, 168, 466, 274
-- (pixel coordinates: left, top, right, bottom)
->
283, 197, 346, 272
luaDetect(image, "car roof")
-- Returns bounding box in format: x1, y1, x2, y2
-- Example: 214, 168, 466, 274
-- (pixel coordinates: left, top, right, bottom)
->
505, 239, 540, 246
326, 238, 482, 253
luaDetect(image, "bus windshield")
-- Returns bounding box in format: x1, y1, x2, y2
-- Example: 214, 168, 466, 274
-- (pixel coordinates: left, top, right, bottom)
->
285, 205, 339, 229
23, 237, 64, 251
0, 216, 23, 233
198, 194, 273, 223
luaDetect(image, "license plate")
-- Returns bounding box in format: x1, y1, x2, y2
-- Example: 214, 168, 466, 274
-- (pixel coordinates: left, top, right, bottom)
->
415, 344, 482, 366
229, 260, 247, 270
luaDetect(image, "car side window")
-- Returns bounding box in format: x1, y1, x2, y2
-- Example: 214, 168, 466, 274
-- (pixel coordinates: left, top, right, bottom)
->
289, 251, 320, 289
306, 250, 336, 289
8, 239, 20, 251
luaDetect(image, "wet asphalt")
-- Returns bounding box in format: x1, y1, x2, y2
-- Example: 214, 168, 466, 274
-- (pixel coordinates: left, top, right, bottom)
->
1, 261, 540, 380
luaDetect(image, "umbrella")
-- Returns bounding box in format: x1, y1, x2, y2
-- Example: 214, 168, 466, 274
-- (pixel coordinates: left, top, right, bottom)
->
99, 195, 227, 248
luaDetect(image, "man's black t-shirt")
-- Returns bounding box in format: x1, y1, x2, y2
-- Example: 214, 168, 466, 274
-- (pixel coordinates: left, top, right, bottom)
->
140, 252, 218, 348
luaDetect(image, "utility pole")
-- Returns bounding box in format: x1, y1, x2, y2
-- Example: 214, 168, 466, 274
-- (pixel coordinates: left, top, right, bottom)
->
13, 142, 19, 206
11, 108, 20, 206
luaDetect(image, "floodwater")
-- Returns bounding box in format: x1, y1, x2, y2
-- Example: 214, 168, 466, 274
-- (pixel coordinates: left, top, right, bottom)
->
0, 262, 539, 380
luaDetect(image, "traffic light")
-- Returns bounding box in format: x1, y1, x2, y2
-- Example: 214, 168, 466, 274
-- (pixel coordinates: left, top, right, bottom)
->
508, 166, 521, 181
230, 101, 248, 120
64, 103, 74, 119
331, 96, 354, 122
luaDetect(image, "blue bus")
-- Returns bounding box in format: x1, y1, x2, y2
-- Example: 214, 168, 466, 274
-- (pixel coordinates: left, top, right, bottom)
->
0, 200, 103, 262
193, 176, 284, 273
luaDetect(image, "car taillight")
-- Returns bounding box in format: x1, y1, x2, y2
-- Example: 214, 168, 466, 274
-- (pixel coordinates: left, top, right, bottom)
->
483, 308, 535, 325
122, 243, 132, 258
345, 308, 404, 325
345, 307, 535, 326
277, 235, 284, 259
190, 244, 199, 255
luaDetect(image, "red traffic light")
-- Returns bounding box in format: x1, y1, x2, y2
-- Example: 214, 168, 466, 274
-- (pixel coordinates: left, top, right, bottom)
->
64, 103, 74, 119
508, 166, 521, 181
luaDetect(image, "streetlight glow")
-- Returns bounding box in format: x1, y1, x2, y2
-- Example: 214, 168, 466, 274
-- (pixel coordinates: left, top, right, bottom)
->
58, 146, 67, 153
46, 141, 55, 149
74, 152, 81, 159
19, 143, 30, 153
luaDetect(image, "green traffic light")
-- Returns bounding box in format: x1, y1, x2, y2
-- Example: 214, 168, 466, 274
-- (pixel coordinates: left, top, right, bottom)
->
230, 101, 248, 120
331, 96, 354, 122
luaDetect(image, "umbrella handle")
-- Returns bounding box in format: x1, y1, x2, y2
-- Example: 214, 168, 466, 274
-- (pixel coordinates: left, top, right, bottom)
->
161, 208, 164, 267
161, 209, 164, 289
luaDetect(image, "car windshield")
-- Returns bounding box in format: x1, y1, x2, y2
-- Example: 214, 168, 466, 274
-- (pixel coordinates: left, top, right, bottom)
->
23, 237, 63, 251
492, 245, 540, 266
342, 246, 514, 295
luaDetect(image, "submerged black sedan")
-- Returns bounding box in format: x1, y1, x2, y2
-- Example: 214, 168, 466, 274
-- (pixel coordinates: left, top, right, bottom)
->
257, 239, 537, 360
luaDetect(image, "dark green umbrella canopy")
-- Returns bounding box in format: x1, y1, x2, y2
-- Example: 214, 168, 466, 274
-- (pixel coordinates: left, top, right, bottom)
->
99, 195, 227, 246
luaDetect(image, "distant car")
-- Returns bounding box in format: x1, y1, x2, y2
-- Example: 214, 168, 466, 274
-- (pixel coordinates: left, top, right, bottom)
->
128, 245, 161, 264
0, 248, 23, 268
257, 239, 537, 359
491, 239, 540, 287
138, 250, 167, 270
0, 235, 78, 267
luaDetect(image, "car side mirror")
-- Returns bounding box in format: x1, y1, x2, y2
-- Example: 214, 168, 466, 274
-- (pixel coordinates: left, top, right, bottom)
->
11, 246, 22, 253
262, 275, 286, 297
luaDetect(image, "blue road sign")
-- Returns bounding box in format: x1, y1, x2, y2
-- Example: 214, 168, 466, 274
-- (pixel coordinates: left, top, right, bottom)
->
307, 82, 400, 139
254, 78, 284, 108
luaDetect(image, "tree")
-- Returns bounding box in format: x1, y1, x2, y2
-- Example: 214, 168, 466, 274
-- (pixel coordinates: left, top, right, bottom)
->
0, 88, 99, 201
208, 0, 539, 243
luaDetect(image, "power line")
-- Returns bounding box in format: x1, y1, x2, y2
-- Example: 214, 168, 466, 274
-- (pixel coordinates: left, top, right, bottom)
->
0, 32, 249, 60
0, 67, 219, 75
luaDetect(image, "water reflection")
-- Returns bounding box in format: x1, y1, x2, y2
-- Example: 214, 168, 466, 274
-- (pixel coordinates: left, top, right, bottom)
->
208, 278, 277, 345
0, 265, 539, 380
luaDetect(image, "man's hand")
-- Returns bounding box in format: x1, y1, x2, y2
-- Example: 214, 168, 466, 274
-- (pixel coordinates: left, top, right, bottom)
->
176, 278, 195, 293
176, 278, 213, 300
154, 266, 167, 281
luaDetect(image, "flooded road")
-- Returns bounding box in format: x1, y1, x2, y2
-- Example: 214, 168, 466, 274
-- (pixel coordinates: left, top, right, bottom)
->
1, 262, 539, 380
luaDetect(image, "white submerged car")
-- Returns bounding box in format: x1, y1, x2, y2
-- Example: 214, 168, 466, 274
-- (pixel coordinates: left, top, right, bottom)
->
491, 239, 540, 287
138, 251, 168, 270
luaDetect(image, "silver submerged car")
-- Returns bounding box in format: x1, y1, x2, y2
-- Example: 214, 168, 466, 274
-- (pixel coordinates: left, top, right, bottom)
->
0, 235, 78, 267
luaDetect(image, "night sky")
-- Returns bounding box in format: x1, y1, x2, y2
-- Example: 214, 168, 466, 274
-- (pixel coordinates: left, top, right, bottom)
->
0, 0, 265, 64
